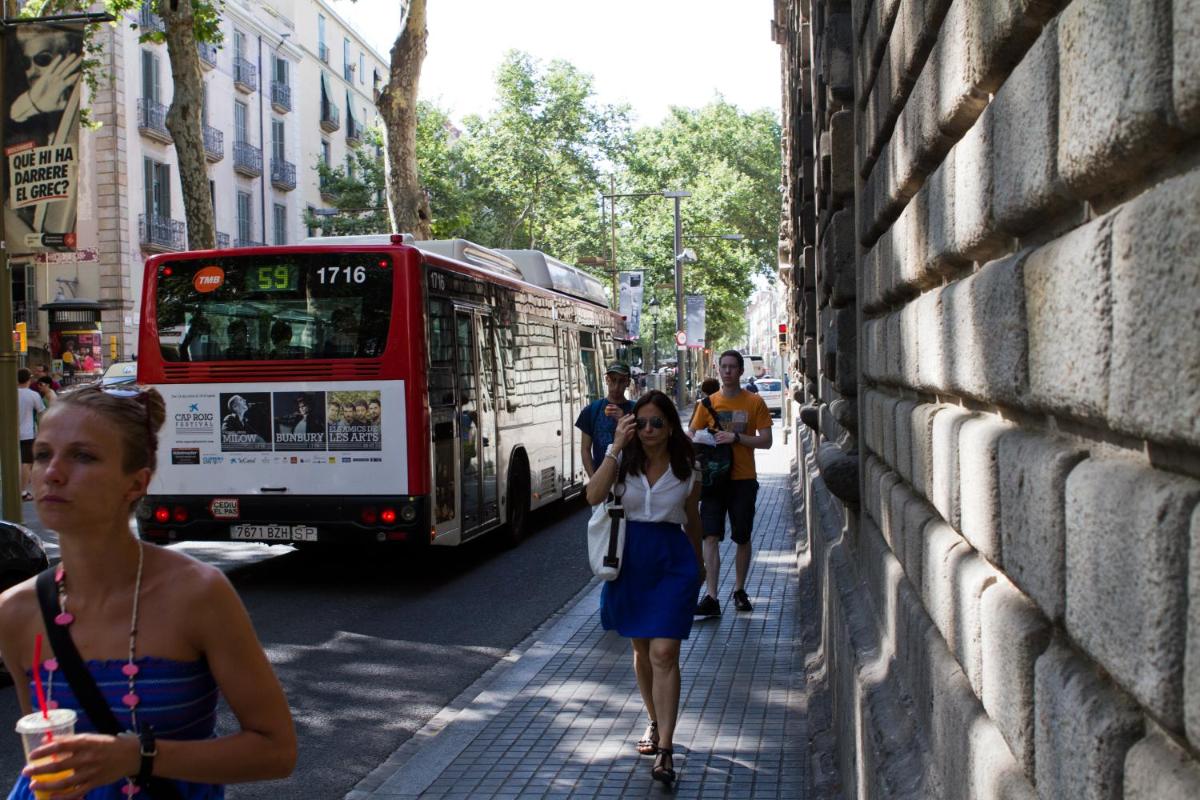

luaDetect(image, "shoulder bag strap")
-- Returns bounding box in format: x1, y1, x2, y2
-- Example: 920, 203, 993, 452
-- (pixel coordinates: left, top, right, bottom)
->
604, 458, 627, 569
701, 397, 724, 431
35, 569, 122, 735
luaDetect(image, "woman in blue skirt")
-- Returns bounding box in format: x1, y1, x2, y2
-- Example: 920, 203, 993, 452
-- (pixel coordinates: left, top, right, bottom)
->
586, 390, 703, 788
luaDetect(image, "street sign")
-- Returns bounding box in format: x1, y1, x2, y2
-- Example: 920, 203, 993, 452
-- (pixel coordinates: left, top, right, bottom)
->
674, 330, 686, 346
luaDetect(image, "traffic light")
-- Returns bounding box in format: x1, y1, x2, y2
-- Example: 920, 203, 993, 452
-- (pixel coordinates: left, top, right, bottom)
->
14, 322, 26, 354
777, 322, 788, 350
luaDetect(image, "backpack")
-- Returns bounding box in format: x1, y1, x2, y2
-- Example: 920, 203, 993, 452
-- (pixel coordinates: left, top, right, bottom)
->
693, 396, 733, 494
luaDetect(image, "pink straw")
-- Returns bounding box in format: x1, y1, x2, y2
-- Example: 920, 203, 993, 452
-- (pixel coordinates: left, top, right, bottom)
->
32, 634, 48, 721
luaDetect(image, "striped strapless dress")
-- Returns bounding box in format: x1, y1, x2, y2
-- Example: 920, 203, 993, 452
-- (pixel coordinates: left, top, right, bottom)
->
8, 657, 223, 799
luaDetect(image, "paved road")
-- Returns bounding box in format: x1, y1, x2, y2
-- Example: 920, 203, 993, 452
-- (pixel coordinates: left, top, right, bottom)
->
0, 497, 596, 799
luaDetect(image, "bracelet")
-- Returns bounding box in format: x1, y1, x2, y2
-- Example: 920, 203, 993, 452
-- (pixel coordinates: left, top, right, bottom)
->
137, 725, 157, 786
605, 452, 619, 465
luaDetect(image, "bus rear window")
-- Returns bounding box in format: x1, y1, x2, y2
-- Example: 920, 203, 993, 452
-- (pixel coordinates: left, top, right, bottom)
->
155, 253, 394, 362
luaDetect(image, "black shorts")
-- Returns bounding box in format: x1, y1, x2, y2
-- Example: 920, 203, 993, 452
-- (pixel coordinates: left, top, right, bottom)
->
19, 439, 33, 464
700, 479, 759, 544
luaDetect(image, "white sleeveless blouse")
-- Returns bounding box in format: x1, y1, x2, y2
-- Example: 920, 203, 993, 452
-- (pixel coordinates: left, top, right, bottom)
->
608, 448, 697, 525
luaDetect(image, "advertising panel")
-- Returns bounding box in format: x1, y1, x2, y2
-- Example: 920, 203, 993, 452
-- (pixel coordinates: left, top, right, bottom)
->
3, 21, 84, 254
151, 381, 406, 495
686, 294, 706, 349
618, 271, 644, 338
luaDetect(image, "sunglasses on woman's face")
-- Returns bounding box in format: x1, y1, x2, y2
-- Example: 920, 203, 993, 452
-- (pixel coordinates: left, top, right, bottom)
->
634, 416, 665, 430
23, 51, 56, 70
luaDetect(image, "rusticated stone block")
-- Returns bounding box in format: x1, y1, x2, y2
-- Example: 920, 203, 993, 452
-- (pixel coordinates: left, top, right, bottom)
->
993, 18, 1072, 235
830, 110, 855, 203
997, 430, 1087, 622
1024, 215, 1112, 420
931, 406, 976, 530
1108, 169, 1200, 448
942, 253, 1028, 406
913, 289, 947, 392
892, 398, 918, 485
951, 105, 1011, 264
910, 403, 941, 502
1066, 459, 1200, 732
981, 578, 1052, 782
829, 210, 857, 307
834, 307, 858, 397
1124, 727, 1200, 800
923, 151, 967, 279
804, 336, 818, 381
1035, 640, 1144, 800
884, 311, 902, 385
1058, 0, 1179, 199
880, 394, 901, 472
921, 519, 964, 654
958, 414, 1014, 565
1185, 504, 1200, 749
878, 468, 903, 554
1177, 0, 1200, 133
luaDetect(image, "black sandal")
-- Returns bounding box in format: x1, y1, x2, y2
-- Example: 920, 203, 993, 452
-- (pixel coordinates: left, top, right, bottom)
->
636, 720, 659, 755
652, 748, 675, 787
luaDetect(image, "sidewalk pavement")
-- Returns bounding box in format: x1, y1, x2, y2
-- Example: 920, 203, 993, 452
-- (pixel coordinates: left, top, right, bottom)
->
347, 427, 832, 799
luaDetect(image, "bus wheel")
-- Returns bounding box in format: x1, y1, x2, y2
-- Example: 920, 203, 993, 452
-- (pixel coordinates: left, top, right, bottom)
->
504, 456, 531, 547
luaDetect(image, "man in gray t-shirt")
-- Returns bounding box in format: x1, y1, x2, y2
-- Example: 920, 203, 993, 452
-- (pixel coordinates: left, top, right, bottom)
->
16, 368, 45, 500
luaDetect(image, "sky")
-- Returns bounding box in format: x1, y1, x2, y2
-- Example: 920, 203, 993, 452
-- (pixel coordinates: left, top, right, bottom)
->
331, 0, 782, 127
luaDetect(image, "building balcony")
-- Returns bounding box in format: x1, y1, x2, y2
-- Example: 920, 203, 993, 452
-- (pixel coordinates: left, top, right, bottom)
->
138, 5, 164, 34
271, 158, 296, 191
271, 81, 292, 113
319, 173, 336, 201
346, 119, 363, 147
233, 57, 258, 93
318, 42, 329, 63
137, 98, 172, 144
203, 124, 223, 162
139, 213, 186, 253
216, 232, 230, 249
233, 142, 262, 177
320, 102, 340, 133
235, 238, 265, 249
198, 42, 217, 69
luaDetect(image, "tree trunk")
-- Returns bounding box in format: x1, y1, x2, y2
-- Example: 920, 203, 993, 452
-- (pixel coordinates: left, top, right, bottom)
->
160, 0, 215, 250
377, 0, 432, 240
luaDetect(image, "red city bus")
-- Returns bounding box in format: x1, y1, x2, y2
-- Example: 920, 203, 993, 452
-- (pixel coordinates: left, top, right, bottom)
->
136, 236, 628, 547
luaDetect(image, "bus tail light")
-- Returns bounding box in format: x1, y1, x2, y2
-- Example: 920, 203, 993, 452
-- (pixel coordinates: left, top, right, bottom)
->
386, 531, 408, 541
360, 507, 378, 525
172, 506, 188, 523
380, 508, 397, 524
153, 506, 170, 523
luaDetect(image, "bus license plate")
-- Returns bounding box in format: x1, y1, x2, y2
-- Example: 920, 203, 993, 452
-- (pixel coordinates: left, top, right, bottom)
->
230, 524, 317, 542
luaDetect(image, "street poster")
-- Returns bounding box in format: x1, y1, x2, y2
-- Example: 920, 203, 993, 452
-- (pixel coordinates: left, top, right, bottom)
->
219, 392, 272, 451
272, 391, 328, 451
618, 271, 644, 338
3, 21, 85, 254
686, 294, 706, 349
327, 390, 382, 451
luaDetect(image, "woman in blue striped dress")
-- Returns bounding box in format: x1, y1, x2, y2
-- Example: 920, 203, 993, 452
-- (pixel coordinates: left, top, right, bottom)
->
0, 386, 296, 799
586, 390, 704, 789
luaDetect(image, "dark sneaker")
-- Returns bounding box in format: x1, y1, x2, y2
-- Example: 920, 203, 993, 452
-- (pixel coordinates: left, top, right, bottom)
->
695, 594, 721, 617
731, 589, 753, 612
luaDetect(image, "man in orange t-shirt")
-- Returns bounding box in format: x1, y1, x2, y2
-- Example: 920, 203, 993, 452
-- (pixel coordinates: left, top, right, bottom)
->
689, 350, 772, 616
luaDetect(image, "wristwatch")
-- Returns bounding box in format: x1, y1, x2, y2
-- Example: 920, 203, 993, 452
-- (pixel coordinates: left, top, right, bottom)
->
137, 726, 157, 786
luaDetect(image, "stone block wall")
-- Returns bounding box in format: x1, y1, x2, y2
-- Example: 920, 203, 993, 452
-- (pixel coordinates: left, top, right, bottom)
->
775, 0, 1200, 796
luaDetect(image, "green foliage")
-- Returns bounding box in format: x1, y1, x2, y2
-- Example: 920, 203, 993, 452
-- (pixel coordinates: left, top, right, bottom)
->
304, 128, 389, 236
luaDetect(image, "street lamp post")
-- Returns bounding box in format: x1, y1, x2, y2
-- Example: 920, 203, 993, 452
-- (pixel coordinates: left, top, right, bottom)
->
648, 296, 660, 374
663, 190, 691, 411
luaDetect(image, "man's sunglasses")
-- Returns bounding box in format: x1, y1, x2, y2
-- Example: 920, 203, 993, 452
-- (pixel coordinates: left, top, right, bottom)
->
634, 416, 665, 430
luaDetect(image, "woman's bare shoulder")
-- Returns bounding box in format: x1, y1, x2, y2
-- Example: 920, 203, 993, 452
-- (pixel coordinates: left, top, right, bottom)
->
145, 545, 234, 601
0, 576, 45, 657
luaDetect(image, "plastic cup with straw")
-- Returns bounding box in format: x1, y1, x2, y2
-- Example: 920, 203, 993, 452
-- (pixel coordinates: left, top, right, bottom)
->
16, 634, 76, 800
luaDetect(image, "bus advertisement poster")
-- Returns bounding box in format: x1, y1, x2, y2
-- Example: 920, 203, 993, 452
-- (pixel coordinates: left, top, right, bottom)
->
220, 392, 272, 451
272, 391, 326, 451
328, 390, 382, 451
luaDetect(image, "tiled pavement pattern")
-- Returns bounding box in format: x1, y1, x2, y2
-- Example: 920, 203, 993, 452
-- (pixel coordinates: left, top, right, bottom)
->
352, 428, 832, 799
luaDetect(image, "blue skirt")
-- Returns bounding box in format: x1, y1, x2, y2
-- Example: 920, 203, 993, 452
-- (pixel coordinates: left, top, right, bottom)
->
601, 520, 700, 640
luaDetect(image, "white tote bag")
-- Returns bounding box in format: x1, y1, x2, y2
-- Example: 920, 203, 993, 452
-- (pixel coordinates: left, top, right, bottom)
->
587, 481, 626, 581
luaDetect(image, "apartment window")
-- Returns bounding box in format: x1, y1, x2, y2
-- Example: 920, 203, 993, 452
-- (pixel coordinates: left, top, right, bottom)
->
343, 38, 352, 81
201, 84, 209, 125
359, 53, 364, 84
237, 191, 253, 242
318, 15, 326, 49
143, 158, 170, 218
141, 50, 160, 102
321, 139, 331, 166
306, 204, 318, 237
209, 179, 216, 214
234, 100, 248, 144
272, 118, 285, 162
274, 56, 288, 86
233, 29, 244, 59
273, 203, 287, 245
346, 154, 355, 180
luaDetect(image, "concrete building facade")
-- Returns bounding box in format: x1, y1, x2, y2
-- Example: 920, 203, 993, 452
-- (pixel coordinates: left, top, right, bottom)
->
12, 0, 389, 365
774, 0, 1200, 796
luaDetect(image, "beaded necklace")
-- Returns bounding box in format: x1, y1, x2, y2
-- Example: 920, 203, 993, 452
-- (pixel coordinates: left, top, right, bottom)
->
43, 540, 147, 797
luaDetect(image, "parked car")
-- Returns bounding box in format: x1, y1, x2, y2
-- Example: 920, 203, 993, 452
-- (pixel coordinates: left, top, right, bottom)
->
744, 377, 783, 417
101, 361, 138, 388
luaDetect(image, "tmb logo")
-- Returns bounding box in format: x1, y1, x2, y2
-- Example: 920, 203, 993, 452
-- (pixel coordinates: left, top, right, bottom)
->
193, 265, 225, 293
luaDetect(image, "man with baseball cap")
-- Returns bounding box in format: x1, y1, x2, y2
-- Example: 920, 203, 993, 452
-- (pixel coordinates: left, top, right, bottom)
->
575, 362, 634, 478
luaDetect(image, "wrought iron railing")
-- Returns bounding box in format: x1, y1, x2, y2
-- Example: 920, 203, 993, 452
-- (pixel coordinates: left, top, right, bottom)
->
198, 42, 218, 68
271, 158, 296, 191
138, 5, 164, 34
233, 56, 258, 92
203, 124, 223, 160
271, 81, 292, 112
216, 232, 230, 249
137, 98, 171, 141
318, 42, 329, 63
139, 213, 186, 251
346, 118, 363, 146
320, 101, 340, 132
233, 142, 262, 176
235, 238, 265, 249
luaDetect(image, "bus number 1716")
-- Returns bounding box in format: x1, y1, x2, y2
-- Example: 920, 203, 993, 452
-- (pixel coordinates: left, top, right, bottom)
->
317, 265, 367, 284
